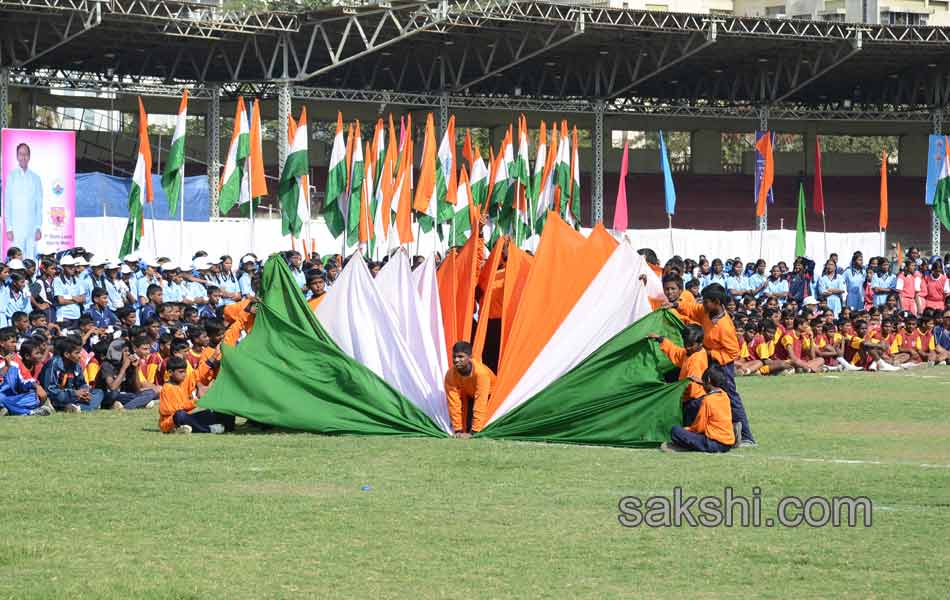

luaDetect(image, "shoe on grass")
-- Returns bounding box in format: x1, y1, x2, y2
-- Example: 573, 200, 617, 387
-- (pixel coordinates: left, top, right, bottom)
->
30, 405, 54, 417
209, 424, 225, 434
174, 425, 192, 434
64, 404, 82, 414
111, 401, 124, 411
660, 442, 687, 453
145, 400, 156, 409
739, 439, 759, 448
0, 407, 8, 417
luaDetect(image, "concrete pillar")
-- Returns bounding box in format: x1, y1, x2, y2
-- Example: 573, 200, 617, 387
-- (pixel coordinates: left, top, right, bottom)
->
689, 129, 722, 174
10, 89, 33, 129
898, 133, 929, 177
804, 123, 817, 175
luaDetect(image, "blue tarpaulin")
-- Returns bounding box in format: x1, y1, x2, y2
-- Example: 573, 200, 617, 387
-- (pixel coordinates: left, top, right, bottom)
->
75, 172, 209, 221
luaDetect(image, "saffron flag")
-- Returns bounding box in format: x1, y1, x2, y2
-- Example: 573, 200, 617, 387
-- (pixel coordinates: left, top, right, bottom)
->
879, 150, 888, 231
754, 131, 774, 218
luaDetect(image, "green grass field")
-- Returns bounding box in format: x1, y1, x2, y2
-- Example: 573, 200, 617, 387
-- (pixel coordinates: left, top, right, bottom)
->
2, 369, 949, 599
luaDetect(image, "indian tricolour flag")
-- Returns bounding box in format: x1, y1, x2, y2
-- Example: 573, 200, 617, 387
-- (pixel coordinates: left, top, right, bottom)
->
935, 135, 950, 232
120, 97, 153, 258
218, 97, 249, 215
435, 115, 457, 226
324, 112, 347, 238
278, 107, 310, 237
161, 89, 187, 217
470, 146, 489, 210
450, 166, 473, 247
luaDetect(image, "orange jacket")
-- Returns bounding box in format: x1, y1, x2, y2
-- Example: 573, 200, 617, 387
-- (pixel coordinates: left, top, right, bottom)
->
224, 299, 256, 331
686, 389, 735, 446
158, 359, 216, 433
677, 296, 740, 365
659, 338, 708, 401
445, 358, 496, 433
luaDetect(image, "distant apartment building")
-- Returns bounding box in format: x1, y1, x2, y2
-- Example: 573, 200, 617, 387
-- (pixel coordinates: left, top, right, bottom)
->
600, 0, 950, 26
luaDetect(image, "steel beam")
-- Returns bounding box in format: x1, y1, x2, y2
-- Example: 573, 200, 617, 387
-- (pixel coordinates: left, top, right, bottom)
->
208, 84, 220, 219
592, 98, 604, 224
2, 3, 101, 67
277, 80, 291, 173
294, 3, 447, 82
770, 33, 862, 104
452, 18, 584, 92
606, 26, 716, 101
0, 67, 8, 132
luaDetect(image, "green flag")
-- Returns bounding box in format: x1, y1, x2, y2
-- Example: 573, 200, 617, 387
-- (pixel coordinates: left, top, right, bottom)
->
795, 182, 807, 258
934, 136, 950, 231
161, 90, 188, 217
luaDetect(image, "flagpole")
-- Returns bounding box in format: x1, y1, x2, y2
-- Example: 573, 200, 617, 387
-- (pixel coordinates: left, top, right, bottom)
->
821, 211, 828, 260
153, 134, 161, 258
668, 214, 674, 257
178, 166, 185, 263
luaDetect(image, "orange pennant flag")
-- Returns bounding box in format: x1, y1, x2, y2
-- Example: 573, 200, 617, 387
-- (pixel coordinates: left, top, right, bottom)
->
879, 150, 888, 231
755, 132, 773, 218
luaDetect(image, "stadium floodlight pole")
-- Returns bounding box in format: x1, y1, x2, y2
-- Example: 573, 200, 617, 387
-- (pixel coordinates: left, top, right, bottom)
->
933, 107, 944, 256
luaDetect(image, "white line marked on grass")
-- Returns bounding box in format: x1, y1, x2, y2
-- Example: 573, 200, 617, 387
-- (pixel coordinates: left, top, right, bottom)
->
754, 455, 950, 469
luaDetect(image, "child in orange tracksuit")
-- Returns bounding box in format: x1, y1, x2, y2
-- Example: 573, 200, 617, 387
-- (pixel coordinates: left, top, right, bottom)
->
444, 341, 496, 436
662, 365, 735, 453
159, 352, 233, 434
648, 324, 707, 426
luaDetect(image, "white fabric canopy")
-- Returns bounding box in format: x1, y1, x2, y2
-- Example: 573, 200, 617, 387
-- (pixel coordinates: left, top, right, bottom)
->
488, 243, 654, 426
315, 256, 452, 432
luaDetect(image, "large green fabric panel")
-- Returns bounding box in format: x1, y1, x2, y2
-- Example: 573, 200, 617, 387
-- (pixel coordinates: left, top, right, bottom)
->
478, 310, 687, 447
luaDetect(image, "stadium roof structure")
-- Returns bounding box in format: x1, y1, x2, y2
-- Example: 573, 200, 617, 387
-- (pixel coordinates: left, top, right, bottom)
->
1, 0, 949, 122
1, 0, 948, 249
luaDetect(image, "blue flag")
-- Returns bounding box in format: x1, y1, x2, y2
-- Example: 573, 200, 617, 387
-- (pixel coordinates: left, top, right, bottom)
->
925, 134, 947, 206
755, 130, 775, 207
659, 131, 676, 216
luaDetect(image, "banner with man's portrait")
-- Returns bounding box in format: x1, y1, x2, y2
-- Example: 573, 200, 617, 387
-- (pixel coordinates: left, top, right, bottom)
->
1, 128, 76, 259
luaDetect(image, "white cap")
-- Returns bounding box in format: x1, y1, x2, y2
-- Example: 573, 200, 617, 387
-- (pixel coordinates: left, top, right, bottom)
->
6, 259, 25, 270
240, 254, 256, 265
193, 258, 213, 270
74, 256, 89, 267
123, 252, 140, 262
60, 255, 77, 266
803, 296, 819, 306
106, 261, 121, 270
120, 264, 133, 274
162, 261, 180, 272
145, 257, 162, 267
90, 256, 108, 267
